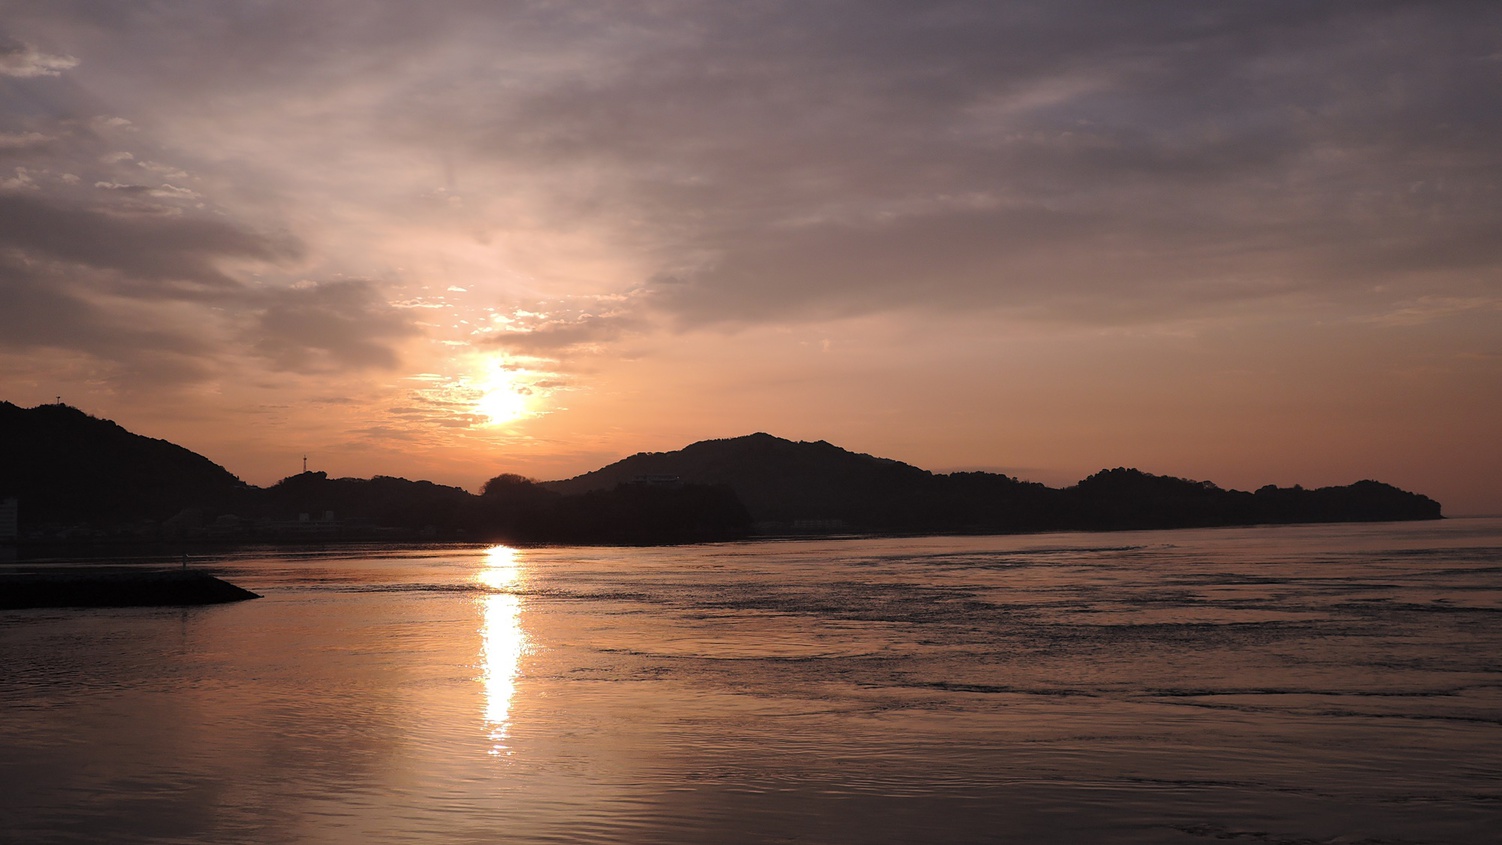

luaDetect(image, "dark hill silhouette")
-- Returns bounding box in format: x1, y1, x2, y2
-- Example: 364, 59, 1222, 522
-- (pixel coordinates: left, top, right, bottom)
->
547, 434, 1443, 532
255, 471, 478, 533
0, 403, 1442, 546
547, 433, 944, 526
0, 401, 245, 527
0, 402, 750, 545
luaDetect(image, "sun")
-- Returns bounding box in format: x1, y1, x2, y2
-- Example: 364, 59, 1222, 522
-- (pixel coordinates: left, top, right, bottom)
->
476, 382, 529, 425
473, 365, 533, 425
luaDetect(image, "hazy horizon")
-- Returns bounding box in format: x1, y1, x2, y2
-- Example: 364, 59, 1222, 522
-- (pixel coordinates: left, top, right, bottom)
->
3, 2, 1498, 514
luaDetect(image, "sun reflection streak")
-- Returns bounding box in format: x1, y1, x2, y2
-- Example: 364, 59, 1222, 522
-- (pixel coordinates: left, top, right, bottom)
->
478, 545, 527, 754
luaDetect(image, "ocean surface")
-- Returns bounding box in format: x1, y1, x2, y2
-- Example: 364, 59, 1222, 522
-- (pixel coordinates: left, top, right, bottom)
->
2, 519, 1500, 844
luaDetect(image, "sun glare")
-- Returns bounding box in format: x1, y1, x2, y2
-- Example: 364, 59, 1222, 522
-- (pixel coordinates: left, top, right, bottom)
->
476, 385, 529, 425
474, 365, 533, 425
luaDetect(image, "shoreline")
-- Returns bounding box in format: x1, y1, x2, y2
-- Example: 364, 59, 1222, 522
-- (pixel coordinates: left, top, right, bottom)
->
0, 513, 1469, 565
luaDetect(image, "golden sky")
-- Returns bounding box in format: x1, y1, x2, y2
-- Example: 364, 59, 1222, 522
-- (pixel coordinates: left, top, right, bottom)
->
2, 2, 1499, 513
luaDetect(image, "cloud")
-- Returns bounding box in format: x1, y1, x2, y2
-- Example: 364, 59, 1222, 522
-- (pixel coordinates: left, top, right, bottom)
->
149, 183, 200, 200
13, 3, 1497, 332
93, 180, 150, 192
0, 39, 77, 77
0, 191, 292, 296
0, 166, 37, 191
397, 0, 1501, 327
0, 252, 218, 385
0, 131, 53, 150
251, 280, 422, 373
2, 2, 1500, 385
483, 311, 639, 355
0, 188, 308, 389
0, 51, 424, 392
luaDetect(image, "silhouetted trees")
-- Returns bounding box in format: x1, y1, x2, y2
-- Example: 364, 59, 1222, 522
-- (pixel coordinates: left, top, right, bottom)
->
476, 475, 751, 544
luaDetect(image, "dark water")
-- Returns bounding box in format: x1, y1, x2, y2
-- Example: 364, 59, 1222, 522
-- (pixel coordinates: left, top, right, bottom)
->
2, 520, 1500, 844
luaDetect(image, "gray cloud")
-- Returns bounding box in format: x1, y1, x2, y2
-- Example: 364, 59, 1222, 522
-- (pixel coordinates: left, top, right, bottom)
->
411, 0, 1501, 325
484, 312, 639, 355
251, 280, 421, 373
0, 130, 53, 150
0, 253, 217, 385
0, 30, 430, 389
2, 1, 1499, 369
0, 38, 77, 77
0, 184, 289, 386
0, 192, 291, 296
0, 187, 414, 386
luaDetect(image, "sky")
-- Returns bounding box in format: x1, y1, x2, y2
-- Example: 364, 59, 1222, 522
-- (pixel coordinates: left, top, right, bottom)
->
1, 1, 1499, 514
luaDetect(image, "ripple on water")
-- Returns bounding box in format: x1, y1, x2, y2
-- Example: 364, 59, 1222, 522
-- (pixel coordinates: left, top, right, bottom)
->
2, 522, 1501, 844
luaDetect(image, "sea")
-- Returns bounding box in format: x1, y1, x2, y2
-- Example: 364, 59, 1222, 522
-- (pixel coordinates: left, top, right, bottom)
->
2, 519, 1500, 844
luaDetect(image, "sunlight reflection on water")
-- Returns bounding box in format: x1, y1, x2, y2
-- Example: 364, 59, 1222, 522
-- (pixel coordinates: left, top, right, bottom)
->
478, 545, 526, 754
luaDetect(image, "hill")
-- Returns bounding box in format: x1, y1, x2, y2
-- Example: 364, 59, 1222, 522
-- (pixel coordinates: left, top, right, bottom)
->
0, 402, 750, 545
0, 405, 1442, 545
548, 433, 950, 526
0, 402, 246, 528
548, 434, 1443, 533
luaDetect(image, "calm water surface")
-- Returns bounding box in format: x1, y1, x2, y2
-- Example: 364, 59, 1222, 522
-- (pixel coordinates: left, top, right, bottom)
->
3, 520, 1501, 843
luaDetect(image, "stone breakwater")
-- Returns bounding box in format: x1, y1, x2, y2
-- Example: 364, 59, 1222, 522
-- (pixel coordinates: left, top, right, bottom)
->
0, 568, 261, 609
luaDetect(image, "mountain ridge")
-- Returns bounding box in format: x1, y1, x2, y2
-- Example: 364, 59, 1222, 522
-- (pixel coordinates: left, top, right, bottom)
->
546, 432, 1442, 531
0, 403, 1443, 544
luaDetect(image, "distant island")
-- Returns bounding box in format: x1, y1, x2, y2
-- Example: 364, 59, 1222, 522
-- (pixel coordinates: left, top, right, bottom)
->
0, 402, 1442, 550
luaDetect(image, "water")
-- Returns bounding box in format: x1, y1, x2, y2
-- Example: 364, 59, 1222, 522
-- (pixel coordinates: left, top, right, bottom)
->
3, 519, 1500, 844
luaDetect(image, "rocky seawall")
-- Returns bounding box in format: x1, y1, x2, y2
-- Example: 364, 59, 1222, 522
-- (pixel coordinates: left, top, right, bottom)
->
0, 568, 261, 609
